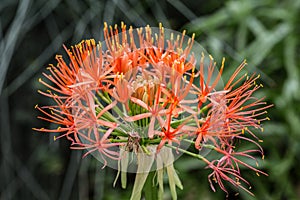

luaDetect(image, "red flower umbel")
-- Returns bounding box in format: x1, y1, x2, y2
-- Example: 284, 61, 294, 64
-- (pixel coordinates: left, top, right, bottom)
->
34, 23, 272, 197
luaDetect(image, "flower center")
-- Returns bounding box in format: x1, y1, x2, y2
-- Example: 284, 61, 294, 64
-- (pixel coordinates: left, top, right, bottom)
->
128, 75, 160, 127
131, 75, 159, 106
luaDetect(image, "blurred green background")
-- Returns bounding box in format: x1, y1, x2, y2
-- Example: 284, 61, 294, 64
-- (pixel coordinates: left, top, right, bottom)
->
1, 0, 300, 199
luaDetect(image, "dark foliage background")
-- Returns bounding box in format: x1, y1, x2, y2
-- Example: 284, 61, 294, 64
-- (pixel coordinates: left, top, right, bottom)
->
1, 0, 300, 199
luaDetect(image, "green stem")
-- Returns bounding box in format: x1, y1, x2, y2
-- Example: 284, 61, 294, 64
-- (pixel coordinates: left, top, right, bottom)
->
200, 105, 209, 113
109, 138, 128, 143
146, 138, 162, 144
165, 144, 209, 164
141, 144, 151, 155
96, 91, 125, 117
143, 171, 158, 200
182, 138, 216, 150
170, 117, 194, 127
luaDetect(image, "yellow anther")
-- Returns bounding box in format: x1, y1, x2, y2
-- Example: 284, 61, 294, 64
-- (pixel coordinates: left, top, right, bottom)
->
187, 38, 191, 44
91, 39, 95, 46
221, 57, 225, 69
192, 66, 195, 73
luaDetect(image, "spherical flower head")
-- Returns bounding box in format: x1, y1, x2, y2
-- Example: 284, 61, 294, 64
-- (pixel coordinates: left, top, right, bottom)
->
34, 22, 272, 197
